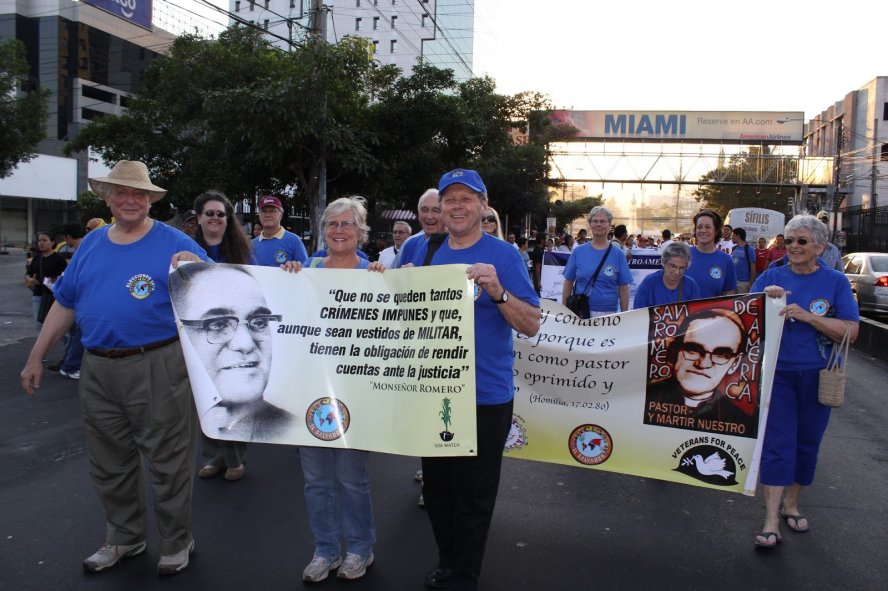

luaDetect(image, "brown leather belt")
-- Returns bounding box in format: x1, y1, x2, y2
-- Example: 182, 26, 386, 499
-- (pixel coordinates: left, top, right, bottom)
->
88, 335, 179, 359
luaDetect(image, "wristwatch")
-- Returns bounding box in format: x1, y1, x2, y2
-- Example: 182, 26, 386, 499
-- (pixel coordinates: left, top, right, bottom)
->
492, 291, 509, 305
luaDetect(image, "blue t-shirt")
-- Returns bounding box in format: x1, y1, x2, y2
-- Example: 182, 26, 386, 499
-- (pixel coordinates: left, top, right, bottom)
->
252, 229, 308, 267
305, 256, 370, 270
393, 231, 428, 269
563, 243, 632, 312
687, 247, 737, 298
407, 233, 540, 405
633, 269, 701, 309
751, 266, 858, 370
205, 243, 257, 265
312, 248, 369, 260
732, 244, 756, 282
53, 222, 208, 349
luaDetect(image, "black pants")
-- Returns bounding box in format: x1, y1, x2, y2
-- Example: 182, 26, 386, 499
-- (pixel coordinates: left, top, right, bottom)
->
422, 400, 513, 590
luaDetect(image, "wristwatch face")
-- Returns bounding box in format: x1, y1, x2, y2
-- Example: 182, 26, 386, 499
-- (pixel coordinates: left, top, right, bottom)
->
496, 291, 509, 304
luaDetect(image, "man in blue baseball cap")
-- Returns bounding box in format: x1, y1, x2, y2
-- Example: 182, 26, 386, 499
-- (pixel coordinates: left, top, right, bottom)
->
405, 168, 540, 590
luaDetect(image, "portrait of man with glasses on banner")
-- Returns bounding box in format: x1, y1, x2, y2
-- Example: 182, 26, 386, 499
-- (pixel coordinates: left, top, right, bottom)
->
644, 303, 760, 438
169, 263, 294, 442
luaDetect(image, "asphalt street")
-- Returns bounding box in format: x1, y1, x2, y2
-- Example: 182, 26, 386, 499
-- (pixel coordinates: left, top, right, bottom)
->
1, 249, 886, 590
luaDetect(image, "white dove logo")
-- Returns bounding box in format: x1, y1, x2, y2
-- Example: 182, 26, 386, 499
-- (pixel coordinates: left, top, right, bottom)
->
690, 452, 734, 479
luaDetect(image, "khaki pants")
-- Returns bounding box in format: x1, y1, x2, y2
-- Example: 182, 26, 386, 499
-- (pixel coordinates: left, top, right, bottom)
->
737, 281, 751, 294
80, 341, 197, 554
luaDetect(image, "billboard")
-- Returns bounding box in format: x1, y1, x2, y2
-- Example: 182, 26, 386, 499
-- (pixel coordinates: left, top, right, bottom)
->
550, 110, 804, 144
83, 0, 153, 31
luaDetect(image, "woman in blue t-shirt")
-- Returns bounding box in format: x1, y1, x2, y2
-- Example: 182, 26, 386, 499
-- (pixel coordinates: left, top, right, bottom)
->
192, 190, 257, 483
284, 196, 383, 582
562, 206, 631, 315
634, 241, 701, 308
750, 215, 859, 550
686, 210, 737, 299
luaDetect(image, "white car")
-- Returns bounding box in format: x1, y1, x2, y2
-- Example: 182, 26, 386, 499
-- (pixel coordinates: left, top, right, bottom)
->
842, 253, 888, 314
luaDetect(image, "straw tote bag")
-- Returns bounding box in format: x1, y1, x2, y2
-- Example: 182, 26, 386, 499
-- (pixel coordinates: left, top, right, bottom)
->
818, 324, 852, 408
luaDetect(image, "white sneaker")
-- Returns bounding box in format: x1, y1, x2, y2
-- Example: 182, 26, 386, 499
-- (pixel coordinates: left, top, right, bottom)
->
337, 552, 374, 580
157, 539, 194, 575
60, 368, 80, 380
82, 541, 147, 572
414, 469, 423, 482
302, 554, 342, 582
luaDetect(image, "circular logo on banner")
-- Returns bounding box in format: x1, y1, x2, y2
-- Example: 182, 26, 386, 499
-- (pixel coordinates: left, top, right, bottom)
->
568, 424, 613, 466
126, 274, 155, 300
504, 414, 528, 453
274, 250, 288, 264
709, 266, 723, 279
306, 397, 351, 441
603, 264, 615, 277
809, 298, 830, 316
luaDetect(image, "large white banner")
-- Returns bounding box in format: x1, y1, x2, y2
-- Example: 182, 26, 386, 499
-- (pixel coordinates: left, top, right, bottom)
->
508, 295, 782, 495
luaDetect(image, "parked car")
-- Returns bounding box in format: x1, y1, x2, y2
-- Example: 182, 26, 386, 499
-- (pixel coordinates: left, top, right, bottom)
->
842, 252, 888, 314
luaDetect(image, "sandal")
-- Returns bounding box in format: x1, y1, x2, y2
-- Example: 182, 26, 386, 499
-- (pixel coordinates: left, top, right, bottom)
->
754, 531, 782, 549
779, 511, 810, 533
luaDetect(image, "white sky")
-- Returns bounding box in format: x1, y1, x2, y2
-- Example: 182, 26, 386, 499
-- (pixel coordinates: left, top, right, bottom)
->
184, 0, 888, 121
472, 0, 888, 121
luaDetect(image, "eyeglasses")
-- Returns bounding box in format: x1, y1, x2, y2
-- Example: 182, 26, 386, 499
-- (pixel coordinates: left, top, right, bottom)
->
679, 342, 738, 365
783, 238, 810, 246
482, 215, 497, 223
181, 315, 282, 344
324, 220, 357, 230
202, 210, 226, 218
664, 263, 688, 273
392, 229, 410, 235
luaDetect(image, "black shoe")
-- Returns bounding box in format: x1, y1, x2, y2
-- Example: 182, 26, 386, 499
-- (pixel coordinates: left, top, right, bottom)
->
425, 567, 453, 589
46, 362, 61, 371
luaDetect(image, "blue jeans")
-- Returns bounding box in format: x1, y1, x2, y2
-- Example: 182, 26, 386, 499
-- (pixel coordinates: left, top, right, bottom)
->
61, 324, 84, 373
300, 447, 375, 558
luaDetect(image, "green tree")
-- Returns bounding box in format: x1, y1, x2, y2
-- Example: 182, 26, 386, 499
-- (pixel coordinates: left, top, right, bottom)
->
0, 38, 50, 178
550, 196, 601, 232
694, 147, 797, 218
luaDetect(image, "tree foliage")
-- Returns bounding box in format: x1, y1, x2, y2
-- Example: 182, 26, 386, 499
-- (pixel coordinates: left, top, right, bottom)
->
694, 148, 797, 218
0, 38, 50, 178
550, 196, 602, 232
65, 28, 558, 245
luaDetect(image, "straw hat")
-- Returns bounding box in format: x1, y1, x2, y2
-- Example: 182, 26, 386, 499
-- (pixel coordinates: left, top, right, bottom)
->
88, 160, 168, 203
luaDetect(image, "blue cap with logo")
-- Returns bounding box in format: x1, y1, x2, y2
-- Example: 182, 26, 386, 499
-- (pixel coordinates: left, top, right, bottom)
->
438, 168, 487, 196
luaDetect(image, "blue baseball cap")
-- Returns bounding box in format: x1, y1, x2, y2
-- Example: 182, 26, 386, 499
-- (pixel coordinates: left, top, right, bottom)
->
438, 168, 487, 196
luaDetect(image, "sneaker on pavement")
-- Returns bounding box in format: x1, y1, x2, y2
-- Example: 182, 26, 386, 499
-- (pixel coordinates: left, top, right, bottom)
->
302, 554, 343, 583
82, 541, 147, 572
418, 493, 425, 507
60, 368, 80, 380
157, 539, 195, 575
337, 552, 374, 580
414, 469, 423, 482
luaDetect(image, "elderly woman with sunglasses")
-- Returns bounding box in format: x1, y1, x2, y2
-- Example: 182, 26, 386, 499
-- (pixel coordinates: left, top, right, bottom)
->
282, 196, 383, 583
633, 241, 701, 308
750, 215, 859, 549
191, 191, 257, 481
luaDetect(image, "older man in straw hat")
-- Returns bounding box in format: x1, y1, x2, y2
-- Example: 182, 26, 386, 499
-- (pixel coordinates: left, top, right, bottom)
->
20, 161, 209, 576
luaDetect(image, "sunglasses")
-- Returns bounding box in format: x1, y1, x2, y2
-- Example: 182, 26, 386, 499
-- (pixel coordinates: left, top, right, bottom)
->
482, 215, 497, 223
783, 238, 810, 246
202, 210, 227, 218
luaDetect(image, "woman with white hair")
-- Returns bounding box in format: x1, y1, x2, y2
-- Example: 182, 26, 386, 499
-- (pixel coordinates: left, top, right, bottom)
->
751, 215, 859, 549
283, 196, 383, 582
633, 241, 701, 308
562, 206, 632, 316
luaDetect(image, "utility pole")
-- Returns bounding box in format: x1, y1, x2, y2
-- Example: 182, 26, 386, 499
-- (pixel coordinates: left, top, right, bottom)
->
308, 0, 327, 254
827, 116, 843, 234
873, 118, 879, 210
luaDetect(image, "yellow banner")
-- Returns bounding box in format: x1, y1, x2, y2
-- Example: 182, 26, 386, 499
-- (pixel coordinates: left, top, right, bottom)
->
168, 263, 478, 456
508, 295, 783, 495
